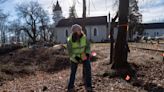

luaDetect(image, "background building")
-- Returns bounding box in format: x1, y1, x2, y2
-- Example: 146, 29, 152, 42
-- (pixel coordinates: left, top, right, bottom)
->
143, 23, 164, 38
55, 16, 110, 43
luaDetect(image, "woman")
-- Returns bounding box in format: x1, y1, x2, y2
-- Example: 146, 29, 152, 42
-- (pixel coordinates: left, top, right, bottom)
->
67, 24, 92, 92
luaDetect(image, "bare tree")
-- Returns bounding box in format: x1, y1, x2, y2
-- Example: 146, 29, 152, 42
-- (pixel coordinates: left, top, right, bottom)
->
16, 1, 49, 44
0, 22, 8, 44
38, 9, 50, 41
0, 0, 8, 22
0, 10, 8, 44
0, 0, 10, 44
0, 23, 7, 43
8, 19, 22, 43
48, 25, 55, 42
0, 9, 8, 21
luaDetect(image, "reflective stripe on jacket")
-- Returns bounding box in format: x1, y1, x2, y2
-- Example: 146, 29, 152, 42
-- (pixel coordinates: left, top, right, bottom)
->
67, 34, 90, 63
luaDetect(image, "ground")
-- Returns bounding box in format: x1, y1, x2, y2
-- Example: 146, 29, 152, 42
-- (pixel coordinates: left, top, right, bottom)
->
0, 43, 164, 92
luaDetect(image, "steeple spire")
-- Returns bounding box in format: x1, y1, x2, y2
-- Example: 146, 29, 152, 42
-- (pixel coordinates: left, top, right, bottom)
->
53, 0, 62, 12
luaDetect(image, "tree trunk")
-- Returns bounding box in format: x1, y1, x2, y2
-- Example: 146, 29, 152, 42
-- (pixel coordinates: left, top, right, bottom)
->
1, 31, 6, 43
32, 20, 37, 44
82, 0, 87, 83
32, 28, 36, 44
110, 12, 118, 64
111, 0, 129, 69
82, 0, 86, 34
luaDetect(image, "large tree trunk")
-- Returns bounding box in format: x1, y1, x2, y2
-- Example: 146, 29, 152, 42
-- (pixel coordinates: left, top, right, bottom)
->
111, 0, 129, 69
82, 0, 87, 83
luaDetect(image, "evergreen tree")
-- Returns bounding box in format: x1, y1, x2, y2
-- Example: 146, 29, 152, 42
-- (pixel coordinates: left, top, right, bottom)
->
129, 0, 142, 41
69, 5, 78, 18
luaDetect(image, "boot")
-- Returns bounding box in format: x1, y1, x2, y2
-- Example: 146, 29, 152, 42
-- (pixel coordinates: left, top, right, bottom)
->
86, 87, 93, 92
67, 88, 75, 92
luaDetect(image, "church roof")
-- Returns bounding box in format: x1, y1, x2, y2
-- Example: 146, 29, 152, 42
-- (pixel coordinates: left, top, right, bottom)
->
143, 23, 164, 29
56, 16, 107, 27
53, 1, 61, 11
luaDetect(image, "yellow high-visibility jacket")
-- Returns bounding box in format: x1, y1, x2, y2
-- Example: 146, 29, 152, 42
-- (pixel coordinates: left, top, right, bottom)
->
67, 34, 90, 63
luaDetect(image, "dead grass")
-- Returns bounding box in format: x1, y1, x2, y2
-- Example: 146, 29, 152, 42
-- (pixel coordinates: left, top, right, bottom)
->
0, 45, 70, 84
0, 43, 163, 92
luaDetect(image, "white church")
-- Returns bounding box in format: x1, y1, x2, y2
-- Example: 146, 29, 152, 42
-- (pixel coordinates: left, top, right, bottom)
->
52, 1, 164, 44
52, 1, 115, 43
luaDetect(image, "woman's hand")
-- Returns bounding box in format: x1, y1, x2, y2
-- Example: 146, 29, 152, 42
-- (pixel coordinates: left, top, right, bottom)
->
75, 56, 81, 61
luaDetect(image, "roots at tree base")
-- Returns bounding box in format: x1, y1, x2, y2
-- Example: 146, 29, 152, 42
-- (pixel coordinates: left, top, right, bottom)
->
103, 61, 137, 82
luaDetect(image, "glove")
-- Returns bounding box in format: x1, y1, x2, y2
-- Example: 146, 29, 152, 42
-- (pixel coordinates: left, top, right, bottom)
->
86, 53, 90, 60
86, 53, 90, 58
75, 56, 81, 61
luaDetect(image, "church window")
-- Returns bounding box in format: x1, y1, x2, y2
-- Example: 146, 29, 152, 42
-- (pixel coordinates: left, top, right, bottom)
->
66, 29, 69, 37
93, 28, 98, 36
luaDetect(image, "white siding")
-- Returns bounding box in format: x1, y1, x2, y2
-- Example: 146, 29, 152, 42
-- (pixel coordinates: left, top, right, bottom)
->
56, 25, 108, 43
143, 29, 164, 37
85, 25, 107, 42
56, 27, 72, 43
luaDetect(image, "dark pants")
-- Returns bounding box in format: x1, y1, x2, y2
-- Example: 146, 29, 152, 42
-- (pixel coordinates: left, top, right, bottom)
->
68, 60, 92, 90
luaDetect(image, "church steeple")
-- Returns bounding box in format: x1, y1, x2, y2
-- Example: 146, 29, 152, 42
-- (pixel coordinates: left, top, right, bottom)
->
53, 0, 62, 12
52, 0, 63, 25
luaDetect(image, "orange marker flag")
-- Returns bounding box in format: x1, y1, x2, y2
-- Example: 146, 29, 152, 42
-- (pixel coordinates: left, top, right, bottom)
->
125, 75, 130, 81
161, 53, 164, 57
91, 51, 97, 57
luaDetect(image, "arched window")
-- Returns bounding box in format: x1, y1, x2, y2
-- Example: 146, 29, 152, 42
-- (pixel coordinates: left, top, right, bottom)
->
93, 28, 97, 36
154, 32, 156, 36
66, 29, 69, 37
157, 32, 159, 36
85, 28, 87, 36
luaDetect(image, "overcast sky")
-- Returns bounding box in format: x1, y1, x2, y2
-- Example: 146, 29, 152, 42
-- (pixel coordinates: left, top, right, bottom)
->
0, 0, 164, 23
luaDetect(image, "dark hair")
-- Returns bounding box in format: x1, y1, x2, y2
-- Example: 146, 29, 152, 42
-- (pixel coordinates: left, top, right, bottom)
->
72, 32, 84, 42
